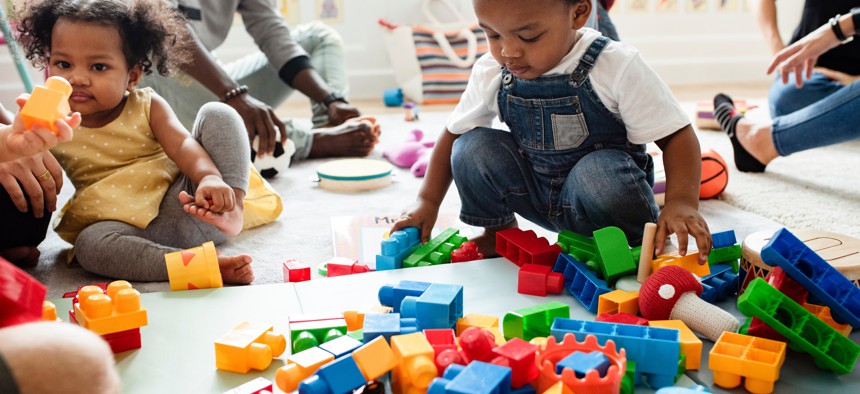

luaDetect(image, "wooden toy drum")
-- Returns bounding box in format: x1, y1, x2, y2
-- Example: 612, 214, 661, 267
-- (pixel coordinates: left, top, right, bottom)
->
740, 229, 860, 293
316, 159, 393, 192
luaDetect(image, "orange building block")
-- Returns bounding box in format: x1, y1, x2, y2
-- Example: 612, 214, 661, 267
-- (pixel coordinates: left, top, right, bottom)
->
651, 251, 711, 277
353, 336, 399, 381
597, 290, 639, 316
164, 241, 223, 291
649, 320, 702, 370
709, 332, 787, 394
543, 381, 575, 394
215, 321, 286, 374
456, 313, 499, 336
803, 303, 852, 336
72, 281, 148, 335
343, 305, 392, 331
20, 76, 72, 133
275, 347, 334, 392
42, 300, 62, 322
390, 332, 438, 394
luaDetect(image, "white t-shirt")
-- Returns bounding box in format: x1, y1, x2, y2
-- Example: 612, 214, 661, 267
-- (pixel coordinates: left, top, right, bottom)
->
446, 28, 690, 145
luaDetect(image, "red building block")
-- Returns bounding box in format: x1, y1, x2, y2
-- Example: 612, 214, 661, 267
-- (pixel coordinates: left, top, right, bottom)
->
496, 228, 563, 266
325, 257, 370, 277
451, 242, 484, 263
748, 266, 808, 341
102, 328, 142, 353
491, 337, 539, 389
424, 329, 458, 376
595, 312, 649, 326
283, 259, 311, 283
518, 264, 564, 296
0, 257, 47, 328
459, 327, 497, 363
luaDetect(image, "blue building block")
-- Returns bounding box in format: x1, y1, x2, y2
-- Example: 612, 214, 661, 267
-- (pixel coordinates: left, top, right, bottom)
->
299, 354, 366, 394
363, 313, 402, 343
376, 227, 421, 271
761, 228, 860, 327
655, 385, 711, 394
551, 318, 680, 389
556, 351, 610, 378
400, 283, 464, 330
710, 230, 737, 249
318, 335, 362, 359
556, 254, 612, 313
378, 280, 431, 313
428, 361, 512, 394
700, 264, 739, 303
510, 384, 536, 394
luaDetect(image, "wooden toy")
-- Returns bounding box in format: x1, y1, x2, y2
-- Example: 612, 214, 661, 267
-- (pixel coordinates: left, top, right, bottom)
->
316, 158, 393, 192
20, 76, 72, 134
636, 222, 658, 283
214, 321, 286, 373
164, 241, 222, 291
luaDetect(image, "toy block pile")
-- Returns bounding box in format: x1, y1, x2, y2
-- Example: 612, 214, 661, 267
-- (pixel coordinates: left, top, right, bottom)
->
69, 280, 149, 353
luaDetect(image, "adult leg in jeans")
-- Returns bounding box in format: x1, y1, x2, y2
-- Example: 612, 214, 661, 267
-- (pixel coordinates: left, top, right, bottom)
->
768, 72, 844, 117
0, 188, 49, 267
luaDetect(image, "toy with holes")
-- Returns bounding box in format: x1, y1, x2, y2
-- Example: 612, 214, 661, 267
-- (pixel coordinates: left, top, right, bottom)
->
316, 158, 393, 192
214, 321, 286, 373
554, 253, 612, 313
399, 283, 464, 330
451, 241, 483, 263
297, 336, 398, 394
695, 98, 755, 130
390, 332, 439, 394
709, 332, 787, 394
70, 281, 148, 353
0, 257, 47, 328
496, 228, 563, 267
376, 227, 421, 271
402, 228, 467, 268
164, 241, 222, 291
20, 76, 72, 134
288, 313, 348, 353
518, 263, 565, 296
533, 333, 626, 394
555, 226, 638, 283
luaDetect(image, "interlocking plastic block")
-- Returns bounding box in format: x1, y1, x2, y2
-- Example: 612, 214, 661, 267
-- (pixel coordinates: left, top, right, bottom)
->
428, 362, 512, 394
283, 259, 311, 283
451, 241, 484, 263
363, 312, 403, 343
655, 385, 712, 394
299, 354, 366, 394
72, 281, 148, 335
352, 336, 399, 381
761, 228, 860, 327
424, 329, 458, 356
738, 278, 860, 374
0, 257, 47, 328
496, 228, 563, 266
491, 337, 538, 388
378, 280, 431, 313
289, 316, 347, 353
377, 227, 421, 270
214, 321, 286, 374
459, 327, 498, 364
747, 267, 807, 341
342, 305, 391, 332
275, 347, 334, 393
556, 230, 598, 268
541, 381, 573, 394
325, 257, 370, 277
803, 303, 853, 336
709, 332, 786, 394
20, 76, 72, 133
597, 290, 639, 316
551, 318, 680, 389
403, 228, 467, 268
708, 245, 741, 273
503, 301, 570, 341
318, 335, 362, 358
400, 283, 464, 330
518, 263, 564, 296
711, 230, 737, 249
223, 377, 273, 394
592, 226, 637, 282
557, 351, 610, 378
651, 250, 711, 277
42, 300, 62, 322
556, 254, 611, 313
700, 264, 739, 303
391, 332, 439, 393
534, 333, 627, 394
456, 313, 499, 336
595, 312, 649, 326
102, 327, 141, 354
649, 320, 702, 370
164, 241, 223, 291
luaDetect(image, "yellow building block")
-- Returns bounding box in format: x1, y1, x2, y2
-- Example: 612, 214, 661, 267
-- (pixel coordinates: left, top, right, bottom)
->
597, 290, 640, 315
275, 347, 334, 393
652, 251, 711, 277
803, 303, 852, 336
709, 332, 786, 394
164, 241, 223, 291
530, 337, 548, 350
20, 76, 72, 133
486, 326, 507, 346
456, 313, 499, 336
73, 281, 148, 335
390, 332, 438, 394
42, 300, 61, 322
650, 320, 702, 370
353, 336, 399, 381
215, 321, 286, 374
542, 381, 574, 394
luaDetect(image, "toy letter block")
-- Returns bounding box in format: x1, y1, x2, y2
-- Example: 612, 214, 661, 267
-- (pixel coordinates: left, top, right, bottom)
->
72, 281, 147, 335
709, 332, 786, 394
451, 241, 484, 263
0, 257, 47, 328
283, 259, 311, 282
377, 227, 421, 271
275, 347, 334, 393
325, 257, 370, 277
215, 321, 286, 374
20, 76, 72, 133
164, 241, 223, 291
518, 263, 564, 296
496, 228, 562, 266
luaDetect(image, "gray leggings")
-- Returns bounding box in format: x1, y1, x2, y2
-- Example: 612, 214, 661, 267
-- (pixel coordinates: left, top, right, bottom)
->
74, 103, 250, 281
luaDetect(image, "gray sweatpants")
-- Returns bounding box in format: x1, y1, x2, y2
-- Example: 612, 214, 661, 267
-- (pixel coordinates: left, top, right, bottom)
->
74, 103, 250, 281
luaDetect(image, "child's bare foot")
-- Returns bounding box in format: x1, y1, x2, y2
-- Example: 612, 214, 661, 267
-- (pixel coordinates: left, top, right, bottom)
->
309, 117, 381, 158
179, 191, 243, 236
469, 221, 519, 259
0, 246, 40, 267
218, 254, 254, 284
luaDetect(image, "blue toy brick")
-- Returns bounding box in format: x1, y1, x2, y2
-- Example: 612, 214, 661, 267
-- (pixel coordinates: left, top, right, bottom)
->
556, 351, 610, 378
376, 227, 421, 271
378, 280, 430, 313
427, 361, 511, 394
700, 264, 739, 303
655, 385, 712, 394
556, 254, 611, 313
299, 355, 366, 394
318, 335, 363, 359
710, 230, 737, 249
363, 313, 401, 343
761, 228, 860, 327
510, 384, 536, 394
400, 283, 464, 330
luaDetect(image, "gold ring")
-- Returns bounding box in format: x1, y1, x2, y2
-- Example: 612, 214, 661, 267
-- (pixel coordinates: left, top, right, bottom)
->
35, 170, 51, 182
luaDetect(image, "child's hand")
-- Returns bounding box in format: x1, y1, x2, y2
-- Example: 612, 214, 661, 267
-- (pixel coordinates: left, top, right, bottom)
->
6, 95, 79, 158
195, 175, 236, 213
655, 201, 712, 265
391, 198, 440, 244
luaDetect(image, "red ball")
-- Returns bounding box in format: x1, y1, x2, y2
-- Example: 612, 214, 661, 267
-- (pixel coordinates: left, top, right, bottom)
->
700, 149, 728, 199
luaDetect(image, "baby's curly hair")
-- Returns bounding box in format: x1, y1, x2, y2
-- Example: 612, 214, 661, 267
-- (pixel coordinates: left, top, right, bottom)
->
16, 0, 191, 76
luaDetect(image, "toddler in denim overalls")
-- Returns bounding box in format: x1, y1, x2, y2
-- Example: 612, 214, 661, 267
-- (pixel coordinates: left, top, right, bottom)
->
394, 0, 712, 262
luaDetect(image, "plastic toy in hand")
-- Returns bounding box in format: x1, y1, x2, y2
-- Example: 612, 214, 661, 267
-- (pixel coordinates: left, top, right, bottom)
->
383, 129, 434, 177
251, 137, 296, 179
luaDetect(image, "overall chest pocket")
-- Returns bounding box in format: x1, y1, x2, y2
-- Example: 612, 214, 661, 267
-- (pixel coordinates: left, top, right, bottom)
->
506, 95, 589, 151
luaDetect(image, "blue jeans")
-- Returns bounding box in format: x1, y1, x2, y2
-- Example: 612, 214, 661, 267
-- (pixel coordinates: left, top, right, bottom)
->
768, 72, 844, 117
451, 128, 658, 245
772, 80, 860, 156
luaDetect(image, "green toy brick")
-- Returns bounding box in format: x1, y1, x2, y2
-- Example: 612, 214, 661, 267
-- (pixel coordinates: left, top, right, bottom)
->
556, 230, 598, 265
403, 228, 467, 268
593, 226, 637, 283
708, 245, 741, 273
502, 301, 569, 341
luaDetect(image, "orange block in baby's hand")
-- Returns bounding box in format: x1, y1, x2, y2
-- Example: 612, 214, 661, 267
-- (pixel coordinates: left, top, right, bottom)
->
20, 76, 72, 134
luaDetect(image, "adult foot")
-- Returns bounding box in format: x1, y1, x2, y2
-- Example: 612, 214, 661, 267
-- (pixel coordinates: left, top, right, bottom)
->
179, 191, 244, 237
0, 246, 40, 267
218, 254, 254, 284
713, 93, 767, 173
308, 117, 381, 159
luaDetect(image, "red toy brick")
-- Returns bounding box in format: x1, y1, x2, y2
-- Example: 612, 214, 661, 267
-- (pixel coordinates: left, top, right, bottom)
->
451, 242, 484, 263
491, 337, 539, 388
0, 258, 47, 328
518, 264, 564, 296
435, 348, 465, 376
325, 257, 370, 277
496, 228, 563, 266
283, 259, 311, 283
102, 327, 141, 353
748, 266, 808, 341
595, 312, 649, 326
459, 327, 497, 363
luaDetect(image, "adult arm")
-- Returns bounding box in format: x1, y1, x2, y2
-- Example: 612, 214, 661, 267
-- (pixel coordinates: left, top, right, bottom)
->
752, 0, 785, 55
768, 11, 857, 87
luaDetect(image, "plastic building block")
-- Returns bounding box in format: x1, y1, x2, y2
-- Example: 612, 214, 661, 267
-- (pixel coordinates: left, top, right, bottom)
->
224, 377, 273, 394
352, 336, 399, 381
283, 259, 311, 283
534, 333, 626, 394
275, 347, 334, 393
289, 315, 347, 353
20, 76, 72, 133
747, 267, 807, 341
557, 351, 610, 378
214, 321, 286, 373
299, 354, 367, 394
708, 244, 741, 272
651, 250, 711, 277
164, 241, 223, 291
0, 257, 47, 328
71, 281, 148, 335
458, 327, 498, 364
649, 320, 702, 370
342, 305, 391, 331
491, 337, 538, 388
391, 332, 439, 393
403, 228, 467, 268
555, 254, 612, 313
318, 335, 362, 358
451, 241, 484, 263
542, 381, 573, 394
424, 329, 458, 356
42, 300, 62, 322
592, 226, 637, 282
738, 278, 859, 374
503, 301, 570, 341
597, 290, 639, 316
376, 227, 421, 270
803, 303, 853, 336
378, 280, 431, 313
700, 264, 739, 303
428, 361, 512, 394
595, 312, 649, 326
550, 319, 680, 389
102, 327, 141, 354
363, 312, 404, 343
711, 230, 737, 249
496, 228, 563, 267
518, 263, 564, 296
761, 228, 860, 327
709, 332, 786, 394
556, 230, 599, 267
400, 283, 464, 330
655, 385, 711, 394
456, 313, 499, 336
325, 257, 370, 277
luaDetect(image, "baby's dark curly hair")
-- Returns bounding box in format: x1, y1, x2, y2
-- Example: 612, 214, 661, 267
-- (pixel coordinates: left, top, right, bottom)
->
16, 0, 191, 76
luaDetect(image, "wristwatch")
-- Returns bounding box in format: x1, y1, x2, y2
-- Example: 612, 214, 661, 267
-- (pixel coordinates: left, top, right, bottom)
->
830, 14, 854, 44
322, 92, 348, 107
852, 8, 860, 37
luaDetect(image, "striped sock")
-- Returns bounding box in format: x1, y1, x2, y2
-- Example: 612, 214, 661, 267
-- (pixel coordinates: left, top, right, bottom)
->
713, 93, 766, 173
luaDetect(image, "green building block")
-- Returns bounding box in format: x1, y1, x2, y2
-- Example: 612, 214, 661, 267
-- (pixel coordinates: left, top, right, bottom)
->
403, 228, 467, 268
708, 244, 741, 273
347, 329, 363, 342
620, 360, 636, 394
502, 301, 569, 341
738, 278, 860, 374
556, 230, 598, 267
289, 319, 348, 353
593, 226, 637, 283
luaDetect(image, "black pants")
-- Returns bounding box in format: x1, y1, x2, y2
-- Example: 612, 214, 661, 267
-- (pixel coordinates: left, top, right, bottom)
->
0, 186, 50, 250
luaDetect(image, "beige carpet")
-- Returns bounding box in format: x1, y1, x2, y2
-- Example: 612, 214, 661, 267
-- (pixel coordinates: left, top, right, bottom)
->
28, 105, 841, 298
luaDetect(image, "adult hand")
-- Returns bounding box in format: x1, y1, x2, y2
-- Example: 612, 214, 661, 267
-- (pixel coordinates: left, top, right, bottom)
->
654, 201, 712, 265
226, 95, 286, 157
814, 67, 860, 86
391, 197, 441, 244
326, 101, 361, 126
0, 151, 64, 218
6, 95, 80, 158
767, 23, 841, 88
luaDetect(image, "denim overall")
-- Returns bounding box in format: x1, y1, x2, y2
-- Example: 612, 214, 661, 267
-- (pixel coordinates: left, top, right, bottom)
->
451, 36, 659, 244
